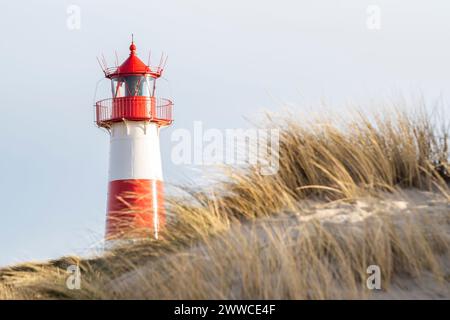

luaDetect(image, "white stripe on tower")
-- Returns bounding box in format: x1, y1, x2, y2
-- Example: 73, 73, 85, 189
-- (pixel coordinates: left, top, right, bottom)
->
109, 120, 162, 181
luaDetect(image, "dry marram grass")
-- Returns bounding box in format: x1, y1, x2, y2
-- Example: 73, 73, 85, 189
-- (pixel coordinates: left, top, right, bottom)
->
1, 108, 449, 299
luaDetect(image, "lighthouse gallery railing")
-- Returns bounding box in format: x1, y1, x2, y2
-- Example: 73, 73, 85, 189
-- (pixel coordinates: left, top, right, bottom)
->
95, 96, 173, 127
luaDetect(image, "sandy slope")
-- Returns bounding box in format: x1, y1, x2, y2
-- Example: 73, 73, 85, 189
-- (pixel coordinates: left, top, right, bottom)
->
108, 190, 449, 299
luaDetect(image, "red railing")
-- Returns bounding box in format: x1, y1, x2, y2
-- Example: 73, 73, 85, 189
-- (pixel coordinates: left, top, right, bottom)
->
95, 96, 173, 128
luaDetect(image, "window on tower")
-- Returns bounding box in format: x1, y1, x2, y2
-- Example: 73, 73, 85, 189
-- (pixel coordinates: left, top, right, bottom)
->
111, 76, 154, 97
111, 78, 124, 97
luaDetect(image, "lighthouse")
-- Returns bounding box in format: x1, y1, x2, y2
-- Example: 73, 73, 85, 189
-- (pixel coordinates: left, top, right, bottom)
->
95, 39, 173, 242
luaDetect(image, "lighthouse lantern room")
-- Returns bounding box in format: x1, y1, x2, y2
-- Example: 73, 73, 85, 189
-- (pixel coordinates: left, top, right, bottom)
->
95, 39, 173, 242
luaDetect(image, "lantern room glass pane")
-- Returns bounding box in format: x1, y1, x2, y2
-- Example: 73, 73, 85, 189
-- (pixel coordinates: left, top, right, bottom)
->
111, 78, 125, 97
143, 77, 154, 96
125, 76, 152, 97
111, 76, 153, 97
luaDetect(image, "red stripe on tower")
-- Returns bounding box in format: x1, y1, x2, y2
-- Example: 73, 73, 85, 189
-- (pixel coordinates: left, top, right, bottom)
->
94, 38, 173, 244
106, 179, 165, 240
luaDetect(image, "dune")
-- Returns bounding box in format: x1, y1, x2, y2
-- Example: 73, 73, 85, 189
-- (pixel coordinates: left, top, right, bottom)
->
105, 189, 449, 299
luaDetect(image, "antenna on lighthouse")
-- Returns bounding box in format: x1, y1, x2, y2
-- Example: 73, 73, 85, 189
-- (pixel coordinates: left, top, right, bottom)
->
158, 53, 164, 69
96, 56, 106, 74
162, 54, 169, 71
101, 53, 108, 71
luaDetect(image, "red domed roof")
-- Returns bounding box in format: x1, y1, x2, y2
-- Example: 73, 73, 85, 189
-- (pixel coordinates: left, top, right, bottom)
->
116, 42, 150, 75
105, 41, 161, 78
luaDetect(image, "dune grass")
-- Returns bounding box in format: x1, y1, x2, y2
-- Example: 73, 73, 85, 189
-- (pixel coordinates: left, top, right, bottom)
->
0, 107, 449, 299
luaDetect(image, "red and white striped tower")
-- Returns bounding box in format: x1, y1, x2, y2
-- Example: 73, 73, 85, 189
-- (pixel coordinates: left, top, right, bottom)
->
95, 39, 173, 242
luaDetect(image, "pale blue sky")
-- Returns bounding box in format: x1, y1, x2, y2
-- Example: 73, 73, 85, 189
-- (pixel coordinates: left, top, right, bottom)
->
0, 0, 449, 266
